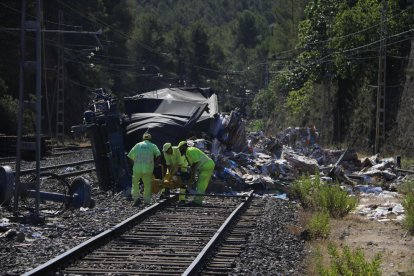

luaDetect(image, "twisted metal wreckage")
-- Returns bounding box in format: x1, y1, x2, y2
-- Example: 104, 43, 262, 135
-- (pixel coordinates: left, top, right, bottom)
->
71, 87, 245, 192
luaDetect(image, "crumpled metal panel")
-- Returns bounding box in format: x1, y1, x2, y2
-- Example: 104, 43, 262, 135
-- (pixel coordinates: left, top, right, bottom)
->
123, 87, 217, 150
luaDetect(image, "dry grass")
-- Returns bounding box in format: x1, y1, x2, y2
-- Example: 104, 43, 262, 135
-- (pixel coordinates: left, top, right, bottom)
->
301, 208, 414, 275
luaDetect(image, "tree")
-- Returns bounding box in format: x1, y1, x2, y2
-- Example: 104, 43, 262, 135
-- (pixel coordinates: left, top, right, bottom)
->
128, 12, 166, 91
233, 10, 261, 48
188, 21, 210, 85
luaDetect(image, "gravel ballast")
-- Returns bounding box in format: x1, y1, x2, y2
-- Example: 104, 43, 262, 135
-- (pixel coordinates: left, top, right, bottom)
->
231, 198, 306, 275
0, 149, 307, 275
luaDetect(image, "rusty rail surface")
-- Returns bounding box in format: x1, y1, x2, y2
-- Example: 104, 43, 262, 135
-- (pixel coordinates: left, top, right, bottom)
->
23, 192, 257, 275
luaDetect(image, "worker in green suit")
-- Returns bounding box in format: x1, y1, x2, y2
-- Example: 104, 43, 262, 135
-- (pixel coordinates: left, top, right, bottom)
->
127, 132, 161, 206
162, 142, 189, 202
178, 141, 215, 206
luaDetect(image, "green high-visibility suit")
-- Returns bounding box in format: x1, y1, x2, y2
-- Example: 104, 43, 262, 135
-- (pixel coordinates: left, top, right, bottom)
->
185, 146, 215, 205
163, 145, 188, 201
164, 146, 188, 174
128, 140, 161, 204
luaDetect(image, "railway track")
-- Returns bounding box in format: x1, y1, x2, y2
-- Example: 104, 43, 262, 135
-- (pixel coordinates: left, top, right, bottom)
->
0, 146, 92, 166
0, 157, 95, 176
23, 192, 261, 275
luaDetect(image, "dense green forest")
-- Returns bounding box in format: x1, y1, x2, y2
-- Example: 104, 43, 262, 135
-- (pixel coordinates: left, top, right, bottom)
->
0, 0, 414, 155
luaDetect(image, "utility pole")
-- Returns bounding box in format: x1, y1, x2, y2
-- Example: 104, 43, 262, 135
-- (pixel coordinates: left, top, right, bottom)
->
375, 0, 387, 154
14, 0, 27, 215
15, 0, 42, 219
12, 1, 102, 219
56, 9, 64, 145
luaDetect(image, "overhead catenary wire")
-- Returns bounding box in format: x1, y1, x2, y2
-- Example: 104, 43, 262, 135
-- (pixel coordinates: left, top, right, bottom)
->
2, 0, 413, 77
304, 4, 414, 46
2, 1, 413, 92
27, 0, 408, 79
0, 2, 82, 30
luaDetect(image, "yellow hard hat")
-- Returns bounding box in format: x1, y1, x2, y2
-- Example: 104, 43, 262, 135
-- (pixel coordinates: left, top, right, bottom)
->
143, 132, 151, 140
178, 140, 187, 148
163, 142, 172, 152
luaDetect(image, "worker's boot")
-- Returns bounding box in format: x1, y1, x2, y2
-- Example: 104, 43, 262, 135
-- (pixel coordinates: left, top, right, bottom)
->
159, 188, 170, 199
132, 198, 142, 207
178, 187, 186, 203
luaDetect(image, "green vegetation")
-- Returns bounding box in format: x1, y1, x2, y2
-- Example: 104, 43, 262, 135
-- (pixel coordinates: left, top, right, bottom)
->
317, 243, 382, 276
291, 173, 357, 218
402, 193, 414, 234
0, 0, 413, 153
401, 158, 414, 170
246, 119, 265, 133
397, 179, 414, 233
291, 173, 356, 242
291, 174, 321, 209
315, 184, 357, 218
0, 78, 17, 134
397, 179, 414, 196
308, 211, 330, 240
0, 1, 307, 134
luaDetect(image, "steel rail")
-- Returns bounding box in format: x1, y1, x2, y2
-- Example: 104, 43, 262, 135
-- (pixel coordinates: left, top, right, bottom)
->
23, 193, 254, 275
0, 147, 91, 163
14, 159, 95, 175
40, 168, 96, 179
171, 192, 254, 198
0, 156, 15, 163
182, 190, 253, 275
53, 145, 91, 151
22, 198, 172, 276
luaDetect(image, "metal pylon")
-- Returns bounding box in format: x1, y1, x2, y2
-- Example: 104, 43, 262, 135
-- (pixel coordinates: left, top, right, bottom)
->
15, 0, 42, 218
375, 0, 387, 154
56, 9, 65, 145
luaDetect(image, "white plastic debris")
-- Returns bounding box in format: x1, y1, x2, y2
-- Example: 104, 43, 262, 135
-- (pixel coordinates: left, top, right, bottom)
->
64, 167, 76, 172
391, 204, 404, 215
355, 185, 382, 194
31, 232, 44, 239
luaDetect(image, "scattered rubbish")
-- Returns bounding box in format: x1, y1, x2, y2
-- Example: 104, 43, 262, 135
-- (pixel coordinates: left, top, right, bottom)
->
72, 88, 408, 219
272, 193, 287, 200
391, 204, 404, 215
355, 189, 404, 222
31, 232, 44, 239
0, 218, 10, 232
354, 185, 383, 194
64, 167, 76, 172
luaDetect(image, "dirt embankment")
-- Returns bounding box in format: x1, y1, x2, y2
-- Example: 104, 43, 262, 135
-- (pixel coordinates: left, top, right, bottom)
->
302, 194, 414, 275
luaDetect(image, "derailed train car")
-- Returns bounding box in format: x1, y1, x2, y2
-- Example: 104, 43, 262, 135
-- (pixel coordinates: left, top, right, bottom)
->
72, 87, 218, 192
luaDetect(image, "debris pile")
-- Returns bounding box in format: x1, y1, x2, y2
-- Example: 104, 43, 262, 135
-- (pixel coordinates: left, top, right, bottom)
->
190, 117, 409, 201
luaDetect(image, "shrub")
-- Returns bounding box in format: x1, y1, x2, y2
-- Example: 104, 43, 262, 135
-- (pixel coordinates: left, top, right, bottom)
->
396, 179, 414, 234
0, 79, 17, 134
318, 243, 382, 276
397, 179, 414, 196
402, 193, 414, 234
246, 119, 264, 132
291, 173, 321, 208
314, 184, 357, 218
401, 158, 414, 170
308, 211, 330, 239
291, 174, 357, 218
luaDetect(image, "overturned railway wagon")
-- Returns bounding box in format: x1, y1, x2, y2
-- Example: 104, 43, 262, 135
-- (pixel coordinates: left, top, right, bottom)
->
72, 87, 218, 192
